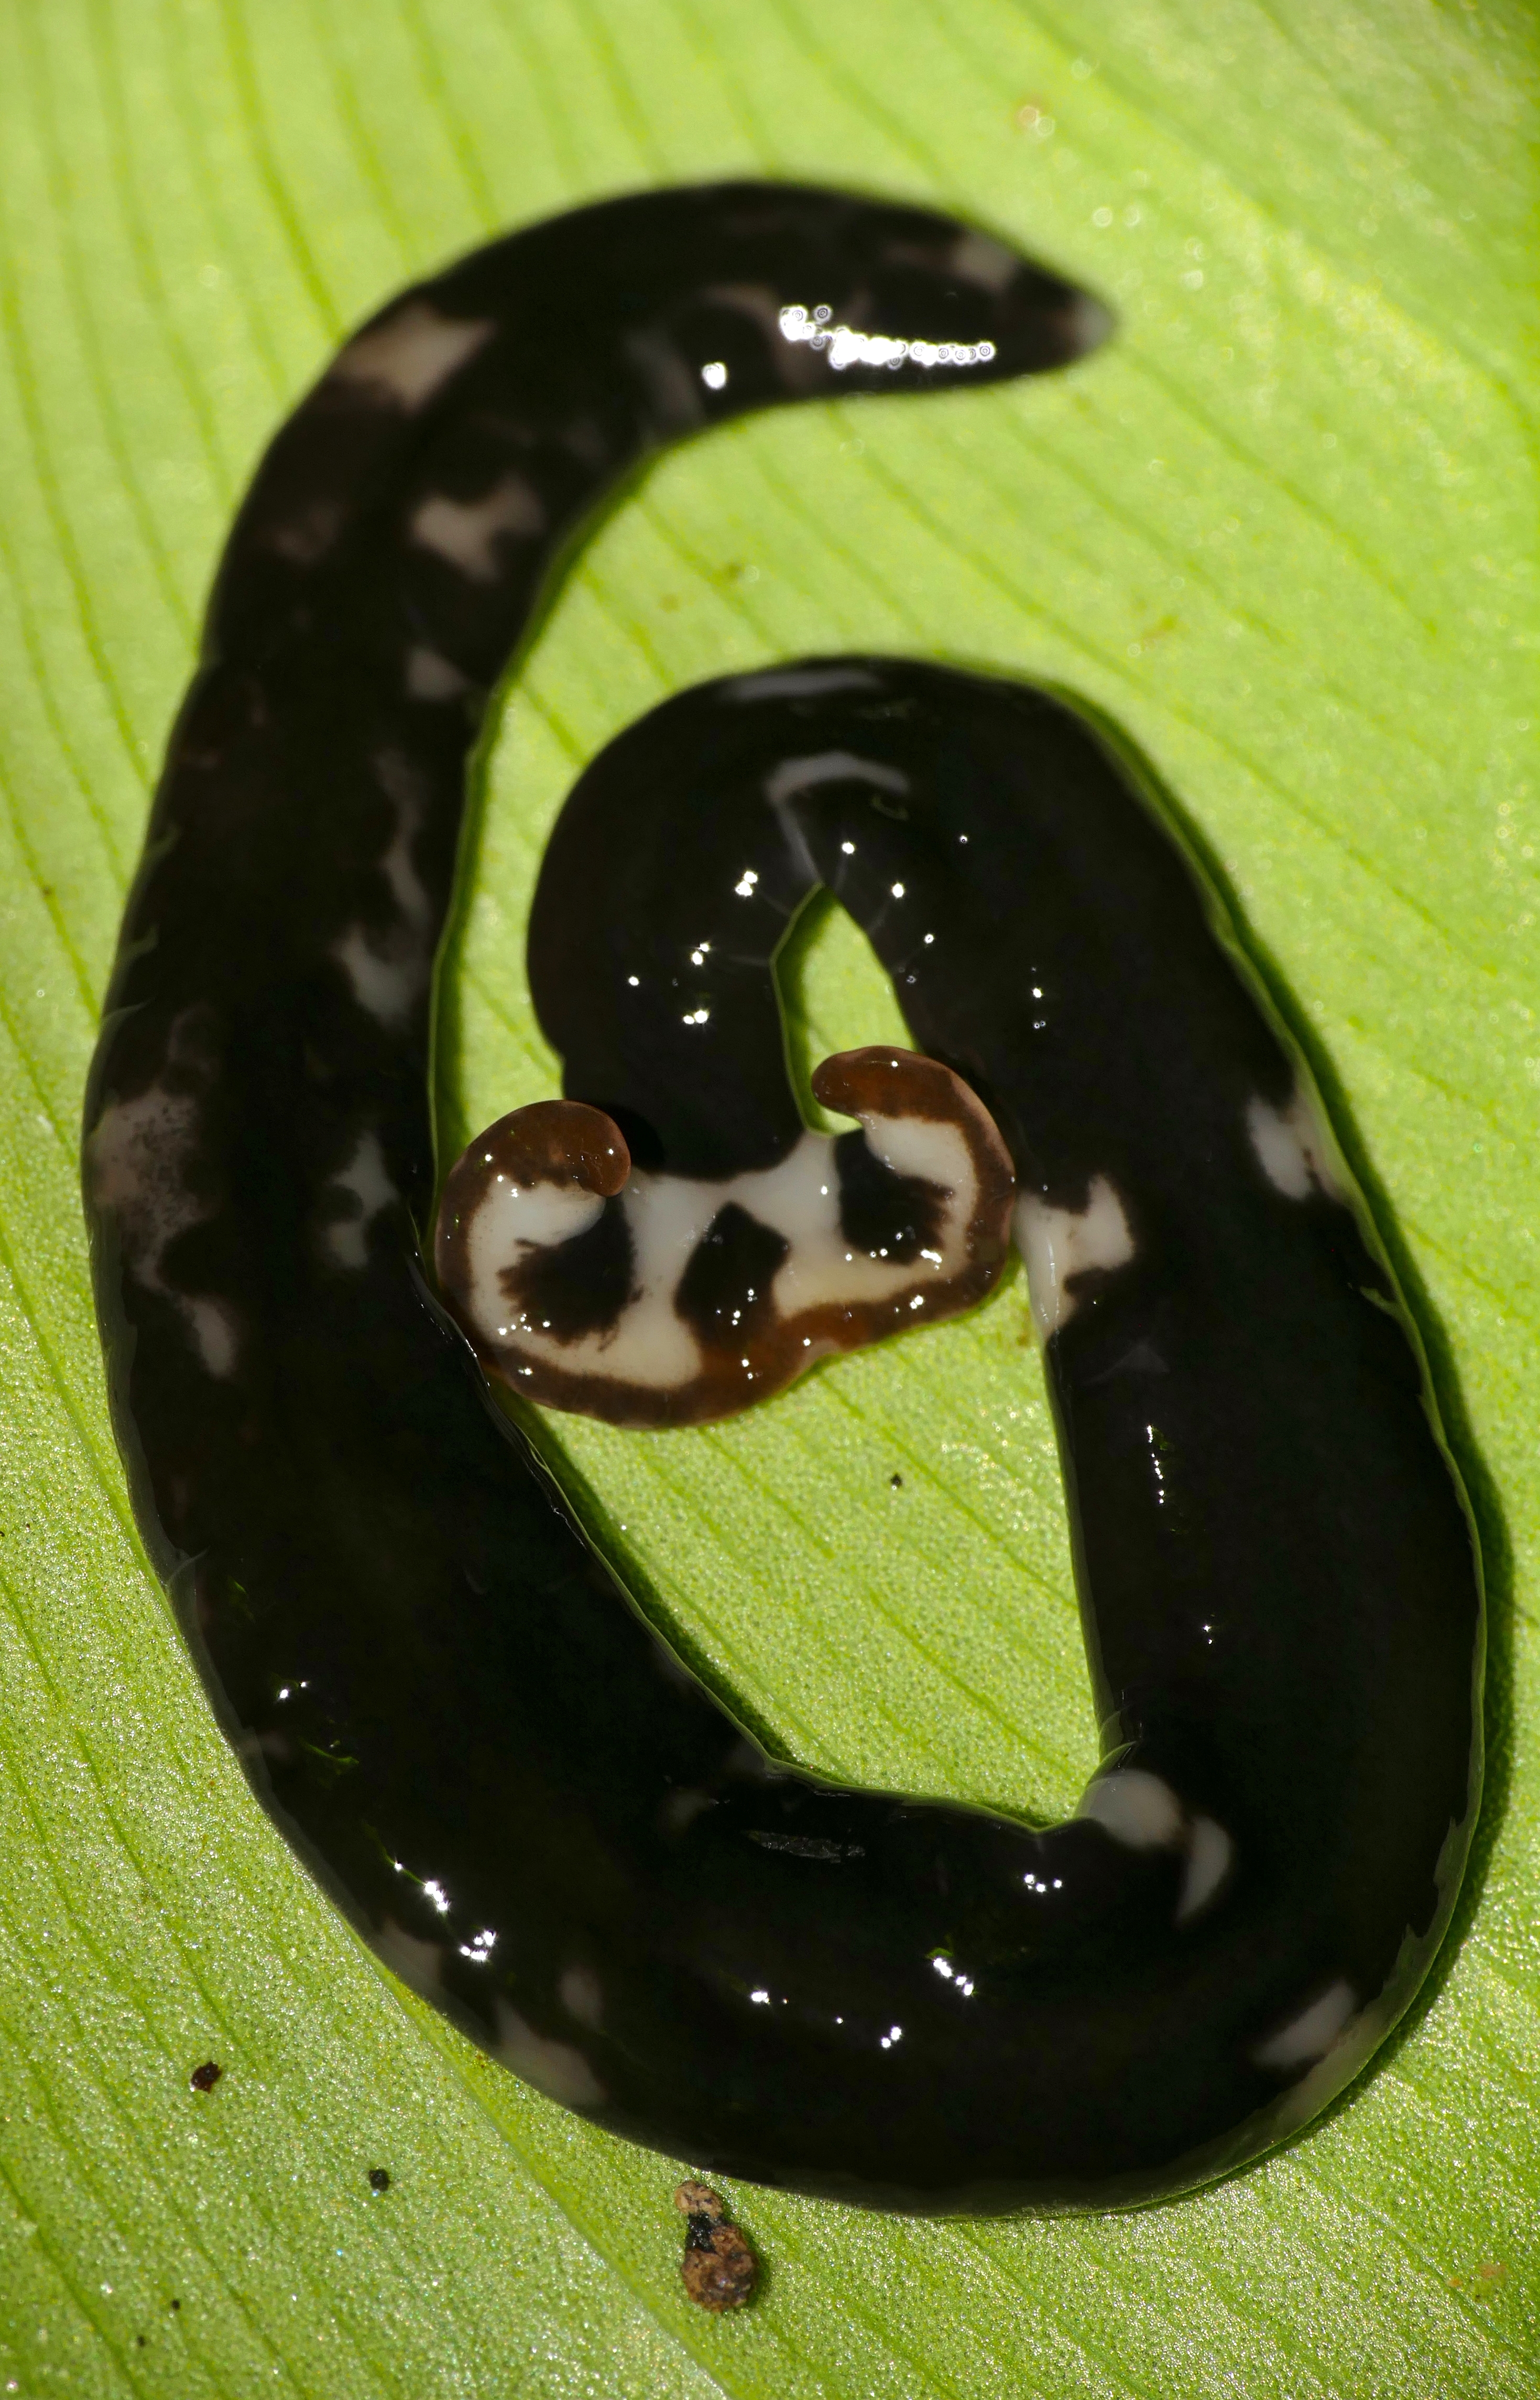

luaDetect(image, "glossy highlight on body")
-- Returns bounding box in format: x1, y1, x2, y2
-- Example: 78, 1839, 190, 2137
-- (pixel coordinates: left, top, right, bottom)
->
82, 182, 1482, 2214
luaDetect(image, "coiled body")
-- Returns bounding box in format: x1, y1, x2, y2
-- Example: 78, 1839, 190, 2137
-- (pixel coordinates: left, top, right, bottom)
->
83, 182, 1482, 2213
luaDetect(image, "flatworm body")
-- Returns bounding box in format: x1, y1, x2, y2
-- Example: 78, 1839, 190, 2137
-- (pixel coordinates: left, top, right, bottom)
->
83, 182, 1482, 2214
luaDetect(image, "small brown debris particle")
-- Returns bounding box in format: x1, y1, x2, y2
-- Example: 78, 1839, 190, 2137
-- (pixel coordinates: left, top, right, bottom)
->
674, 2179, 758, 2312
368, 2167, 391, 2194
169, 2298, 181, 2311
189, 2060, 222, 2093
1449, 2260, 1507, 2296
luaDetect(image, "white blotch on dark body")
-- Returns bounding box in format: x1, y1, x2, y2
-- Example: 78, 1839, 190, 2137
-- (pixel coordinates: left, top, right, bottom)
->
373, 752, 434, 931
267, 498, 345, 565
495, 1999, 605, 2108
323, 1131, 399, 1269
331, 766, 435, 1029
458, 1118, 984, 1397
622, 326, 706, 432
1015, 1175, 1135, 1337
1066, 292, 1116, 356
1078, 1770, 1235, 1927
410, 476, 547, 581
724, 666, 881, 704
761, 750, 911, 809
88, 1020, 240, 1378
659, 1787, 717, 1836
948, 228, 1022, 292
1077, 1769, 1182, 1849
1176, 1816, 1234, 1924
333, 925, 428, 1027
373, 1915, 445, 1997
405, 646, 473, 702
1247, 1087, 1345, 1203
558, 1963, 605, 2030
1252, 1978, 1357, 2070
329, 301, 495, 411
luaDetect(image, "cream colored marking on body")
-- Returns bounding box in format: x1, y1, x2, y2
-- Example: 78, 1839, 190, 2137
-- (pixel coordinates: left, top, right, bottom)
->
724, 666, 880, 703
1270, 1992, 1383, 2135
765, 1143, 938, 1310
1069, 293, 1115, 354
451, 1065, 988, 1401
465, 1111, 986, 1392
949, 228, 1020, 291
183, 1299, 239, 1379
1016, 1175, 1135, 1337
331, 763, 437, 1025
1177, 1816, 1234, 1924
860, 1112, 971, 1190
623, 324, 706, 430
90, 1087, 203, 1258
1076, 1768, 1183, 1849
461, 1181, 608, 1341
752, 1125, 974, 1317
410, 475, 547, 580
1253, 1978, 1357, 2069
1247, 1087, 1345, 1202
329, 301, 495, 409
268, 498, 344, 564
373, 753, 434, 932
373, 1916, 444, 1997
571, 1171, 715, 1387
405, 646, 472, 700
332, 924, 427, 1028
324, 1132, 399, 1269
89, 1061, 240, 1379
762, 749, 910, 808
1078, 1776, 1234, 1921
558, 1963, 604, 2031
495, 2000, 606, 2108
659, 1787, 716, 1835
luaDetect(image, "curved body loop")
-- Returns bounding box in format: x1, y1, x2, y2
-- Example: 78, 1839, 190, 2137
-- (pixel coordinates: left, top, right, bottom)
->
83, 182, 1481, 2213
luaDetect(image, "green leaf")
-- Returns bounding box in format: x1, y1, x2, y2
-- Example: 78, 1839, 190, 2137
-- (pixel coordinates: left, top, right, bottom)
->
0, 0, 1534, 2390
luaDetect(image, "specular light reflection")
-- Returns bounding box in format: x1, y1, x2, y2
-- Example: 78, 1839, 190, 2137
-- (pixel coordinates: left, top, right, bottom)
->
779, 303, 998, 373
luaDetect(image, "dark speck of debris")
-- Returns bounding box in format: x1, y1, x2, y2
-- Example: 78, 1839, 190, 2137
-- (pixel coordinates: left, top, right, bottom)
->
189, 2060, 222, 2093
136, 2336, 146, 2348
889, 1472, 903, 1489
674, 2179, 757, 2312
169, 2299, 181, 2311
368, 2167, 391, 2194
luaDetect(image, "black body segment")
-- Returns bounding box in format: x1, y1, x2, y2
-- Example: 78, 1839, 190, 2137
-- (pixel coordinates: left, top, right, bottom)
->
82, 182, 1481, 2214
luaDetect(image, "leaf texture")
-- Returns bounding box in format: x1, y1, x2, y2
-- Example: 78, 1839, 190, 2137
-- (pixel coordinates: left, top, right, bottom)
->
0, 2, 1535, 2392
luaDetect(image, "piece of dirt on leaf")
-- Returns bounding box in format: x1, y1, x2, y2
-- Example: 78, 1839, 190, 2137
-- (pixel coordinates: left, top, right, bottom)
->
674, 2179, 758, 2311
